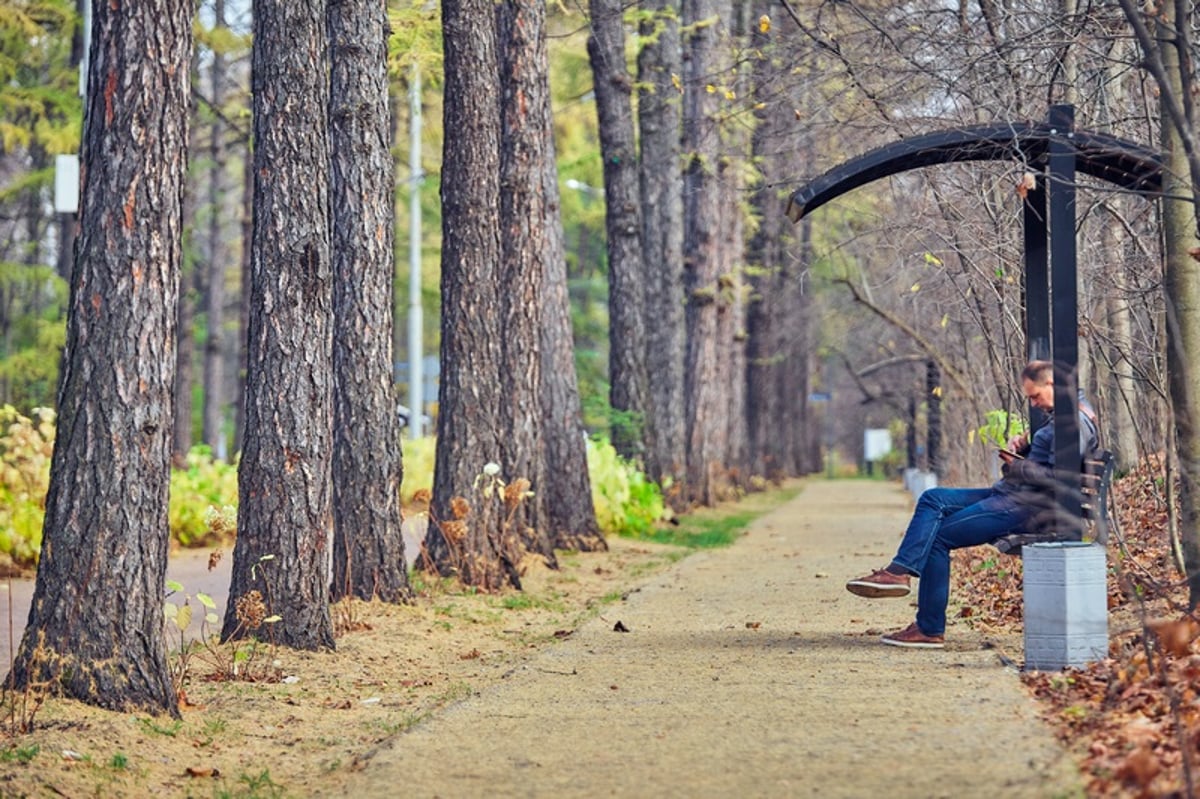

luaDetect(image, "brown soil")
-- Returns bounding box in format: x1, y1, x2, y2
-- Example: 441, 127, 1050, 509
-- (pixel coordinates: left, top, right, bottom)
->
0, 480, 1084, 798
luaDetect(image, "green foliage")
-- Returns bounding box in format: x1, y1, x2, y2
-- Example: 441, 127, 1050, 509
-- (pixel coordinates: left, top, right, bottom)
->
399, 435, 436, 504
0, 0, 82, 155
586, 437, 665, 536
0, 405, 54, 567
0, 308, 67, 412
387, 0, 443, 80
168, 447, 238, 547
0, 743, 39, 764
641, 510, 755, 549
976, 409, 1027, 449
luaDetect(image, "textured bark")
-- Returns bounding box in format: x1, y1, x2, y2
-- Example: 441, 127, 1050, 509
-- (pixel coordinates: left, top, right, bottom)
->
537, 18, 605, 553
588, 0, 648, 462
202, 0, 228, 457
1157, 5, 1200, 609
328, 0, 411, 603
172, 252, 194, 463
746, 15, 811, 481
234, 151, 252, 456
1102, 209, 1140, 471
637, 0, 687, 497
682, 0, 731, 505
720, 13, 748, 488
7, 0, 191, 714
425, 0, 520, 590
497, 0, 557, 565
223, 0, 335, 650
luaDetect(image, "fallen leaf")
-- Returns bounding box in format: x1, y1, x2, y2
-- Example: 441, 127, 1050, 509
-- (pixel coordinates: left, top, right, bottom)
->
1115, 744, 1161, 785
613, 621, 629, 632
185, 766, 220, 778
1016, 172, 1037, 199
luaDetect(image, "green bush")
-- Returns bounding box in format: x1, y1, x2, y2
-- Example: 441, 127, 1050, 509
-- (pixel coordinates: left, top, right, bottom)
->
0, 418, 671, 568
168, 446, 238, 547
399, 435, 436, 504
586, 436, 665, 537
0, 405, 53, 566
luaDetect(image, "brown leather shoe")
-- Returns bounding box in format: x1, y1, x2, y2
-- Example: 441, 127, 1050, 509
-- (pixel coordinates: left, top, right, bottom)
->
881, 622, 945, 649
846, 568, 911, 598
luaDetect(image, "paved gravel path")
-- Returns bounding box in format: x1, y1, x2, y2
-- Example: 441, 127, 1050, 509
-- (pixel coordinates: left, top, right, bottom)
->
332, 479, 1083, 799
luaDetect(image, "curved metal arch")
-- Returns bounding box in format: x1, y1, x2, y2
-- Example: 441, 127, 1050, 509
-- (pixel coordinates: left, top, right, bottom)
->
785, 123, 1162, 222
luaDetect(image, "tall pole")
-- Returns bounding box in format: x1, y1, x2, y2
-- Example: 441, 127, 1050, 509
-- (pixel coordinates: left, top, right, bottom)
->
407, 64, 424, 439
1048, 103, 1082, 535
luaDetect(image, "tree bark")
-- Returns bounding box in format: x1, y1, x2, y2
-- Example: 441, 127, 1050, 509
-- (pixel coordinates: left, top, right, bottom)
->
539, 76, 604, 551
588, 0, 648, 463
328, 0, 411, 603
637, 0, 687, 499
682, 0, 732, 505
746, 14, 812, 480
497, 0, 557, 566
223, 0, 336, 650
425, 0, 521, 590
202, 0, 228, 458
1155, 2, 1200, 609
7, 0, 191, 715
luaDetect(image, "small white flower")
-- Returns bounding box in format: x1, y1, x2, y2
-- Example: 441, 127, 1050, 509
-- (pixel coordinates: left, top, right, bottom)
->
482, 462, 501, 477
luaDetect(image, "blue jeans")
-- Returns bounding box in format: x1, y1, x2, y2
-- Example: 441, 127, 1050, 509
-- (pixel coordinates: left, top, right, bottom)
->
891, 487, 1034, 636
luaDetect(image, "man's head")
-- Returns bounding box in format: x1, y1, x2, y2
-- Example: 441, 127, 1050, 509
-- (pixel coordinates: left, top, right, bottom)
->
1021, 360, 1055, 412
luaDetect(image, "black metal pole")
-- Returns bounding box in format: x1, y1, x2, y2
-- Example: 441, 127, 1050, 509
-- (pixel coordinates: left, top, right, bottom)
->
1048, 104, 1083, 537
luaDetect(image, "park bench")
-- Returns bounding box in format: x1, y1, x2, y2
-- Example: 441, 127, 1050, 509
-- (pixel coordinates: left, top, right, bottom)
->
993, 449, 1115, 557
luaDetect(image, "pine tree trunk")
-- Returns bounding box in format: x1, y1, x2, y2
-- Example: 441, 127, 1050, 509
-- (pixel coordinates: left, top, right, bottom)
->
637, 0, 687, 499
7, 0, 192, 715
682, 0, 731, 505
497, 0, 557, 566
588, 0, 648, 462
539, 106, 604, 552
426, 0, 520, 590
328, 0, 411, 603
202, 0, 228, 457
223, 0, 336, 650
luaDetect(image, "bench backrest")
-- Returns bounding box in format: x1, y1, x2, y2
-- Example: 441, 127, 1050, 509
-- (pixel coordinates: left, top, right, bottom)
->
1081, 449, 1114, 545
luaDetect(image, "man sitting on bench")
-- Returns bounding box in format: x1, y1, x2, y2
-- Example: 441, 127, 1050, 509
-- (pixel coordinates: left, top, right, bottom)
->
844, 360, 1100, 649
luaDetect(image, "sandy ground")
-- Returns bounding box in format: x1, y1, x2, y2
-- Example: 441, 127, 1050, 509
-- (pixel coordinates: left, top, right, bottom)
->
333, 479, 1082, 798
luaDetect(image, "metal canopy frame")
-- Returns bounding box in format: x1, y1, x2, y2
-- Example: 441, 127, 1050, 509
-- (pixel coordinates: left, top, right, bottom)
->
786, 105, 1162, 537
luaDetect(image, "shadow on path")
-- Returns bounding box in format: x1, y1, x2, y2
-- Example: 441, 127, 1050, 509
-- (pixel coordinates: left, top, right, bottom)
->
328, 479, 1081, 799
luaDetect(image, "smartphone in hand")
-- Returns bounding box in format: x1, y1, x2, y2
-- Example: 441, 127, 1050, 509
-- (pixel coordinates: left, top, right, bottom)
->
997, 448, 1025, 461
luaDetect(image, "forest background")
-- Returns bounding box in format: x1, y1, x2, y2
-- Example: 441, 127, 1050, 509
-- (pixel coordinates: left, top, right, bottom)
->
3, 0, 1193, 544
4, 0, 1200, 761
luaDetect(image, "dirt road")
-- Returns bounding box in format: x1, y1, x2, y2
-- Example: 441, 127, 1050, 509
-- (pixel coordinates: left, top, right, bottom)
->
330, 479, 1082, 798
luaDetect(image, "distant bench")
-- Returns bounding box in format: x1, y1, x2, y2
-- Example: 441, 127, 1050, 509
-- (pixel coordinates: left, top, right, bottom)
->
993, 449, 1115, 556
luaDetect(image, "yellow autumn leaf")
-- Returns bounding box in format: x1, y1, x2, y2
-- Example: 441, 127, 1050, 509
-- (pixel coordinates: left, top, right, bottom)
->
931, 385, 943, 398
671, 73, 682, 92
706, 84, 716, 93
753, 102, 766, 110
923, 252, 943, 266
910, 282, 921, 293
759, 14, 770, 32
940, 313, 949, 328
724, 89, 736, 100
